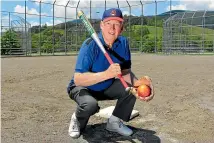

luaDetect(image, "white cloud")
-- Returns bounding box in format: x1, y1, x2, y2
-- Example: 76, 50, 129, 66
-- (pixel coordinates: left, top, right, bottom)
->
29, 20, 63, 27
29, 8, 40, 15
45, 19, 63, 26
51, 0, 141, 19
53, 19, 64, 25
14, 5, 39, 15
12, 0, 150, 20
209, 1, 214, 9
30, 21, 40, 26
51, 0, 78, 19
167, 4, 187, 11
34, 0, 49, 6
123, 11, 136, 16
34, 0, 40, 6
53, 6, 76, 19
167, 0, 214, 11
14, 5, 47, 17
14, 5, 25, 13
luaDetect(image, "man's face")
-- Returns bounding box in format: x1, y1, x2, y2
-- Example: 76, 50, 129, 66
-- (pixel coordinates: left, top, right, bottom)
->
100, 19, 123, 46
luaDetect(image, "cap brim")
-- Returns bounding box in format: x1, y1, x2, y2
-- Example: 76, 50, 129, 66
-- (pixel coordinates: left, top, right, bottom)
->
103, 17, 124, 22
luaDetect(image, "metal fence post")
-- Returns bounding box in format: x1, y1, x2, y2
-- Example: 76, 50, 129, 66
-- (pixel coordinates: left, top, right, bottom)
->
9, 12, 11, 55
140, 1, 143, 53
155, 0, 157, 53
65, 1, 70, 55
39, 1, 41, 56
202, 10, 206, 53
25, 0, 27, 56
53, 1, 56, 55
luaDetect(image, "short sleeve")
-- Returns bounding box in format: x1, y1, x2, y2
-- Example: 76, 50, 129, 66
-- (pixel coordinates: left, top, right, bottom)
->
75, 40, 94, 73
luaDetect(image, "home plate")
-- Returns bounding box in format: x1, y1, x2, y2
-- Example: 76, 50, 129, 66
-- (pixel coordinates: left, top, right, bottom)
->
95, 106, 139, 120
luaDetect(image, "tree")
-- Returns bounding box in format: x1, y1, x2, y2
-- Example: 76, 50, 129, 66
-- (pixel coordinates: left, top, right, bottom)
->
31, 34, 40, 50
31, 25, 41, 34
135, 26, 150, 36
42, 23, 47, 29
1, 30, 21, 55
42, 42, 52, 53
142, 35, 155, 53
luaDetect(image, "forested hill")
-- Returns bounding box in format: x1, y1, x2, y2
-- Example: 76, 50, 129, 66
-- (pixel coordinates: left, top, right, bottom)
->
30, 10, 214, 33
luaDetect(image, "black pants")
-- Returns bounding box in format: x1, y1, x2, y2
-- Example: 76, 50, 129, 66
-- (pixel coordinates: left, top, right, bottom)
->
68, 79, 136, 131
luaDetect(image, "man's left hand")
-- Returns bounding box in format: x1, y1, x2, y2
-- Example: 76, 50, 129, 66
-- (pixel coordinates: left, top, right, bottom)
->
131, 76, 155, 102
139, 82, 154, 102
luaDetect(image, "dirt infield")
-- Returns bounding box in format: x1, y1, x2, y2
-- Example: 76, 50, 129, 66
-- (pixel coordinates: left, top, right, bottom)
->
1, 54, 214, 143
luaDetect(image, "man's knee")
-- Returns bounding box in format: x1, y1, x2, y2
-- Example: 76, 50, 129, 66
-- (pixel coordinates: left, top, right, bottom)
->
81, 100, 99, 116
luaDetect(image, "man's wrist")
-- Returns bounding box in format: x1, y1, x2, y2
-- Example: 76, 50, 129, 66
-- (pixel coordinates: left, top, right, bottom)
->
100, 71, 110, 80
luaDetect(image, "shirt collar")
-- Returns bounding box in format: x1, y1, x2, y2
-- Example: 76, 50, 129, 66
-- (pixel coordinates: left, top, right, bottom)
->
98, 31, 121, 49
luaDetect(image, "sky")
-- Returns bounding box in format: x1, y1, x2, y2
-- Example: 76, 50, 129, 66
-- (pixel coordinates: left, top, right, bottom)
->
1, 0, 214, 27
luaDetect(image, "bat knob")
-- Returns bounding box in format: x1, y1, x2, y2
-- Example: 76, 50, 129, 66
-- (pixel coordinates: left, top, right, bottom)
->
125, 87, 131, 92
77, 10, 84, 17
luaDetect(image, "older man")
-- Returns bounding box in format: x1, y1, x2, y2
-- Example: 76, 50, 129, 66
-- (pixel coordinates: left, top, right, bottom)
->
67, 8, 154, 138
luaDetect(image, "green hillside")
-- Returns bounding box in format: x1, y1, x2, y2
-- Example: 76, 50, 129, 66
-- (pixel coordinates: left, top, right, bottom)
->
191, 25, 214, 41
29, 24, 213, 53
120, 25, 163, 52
132, 25, 163, 37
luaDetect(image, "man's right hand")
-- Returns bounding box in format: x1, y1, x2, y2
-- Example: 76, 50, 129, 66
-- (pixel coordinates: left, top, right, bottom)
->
105, 63, 121, 79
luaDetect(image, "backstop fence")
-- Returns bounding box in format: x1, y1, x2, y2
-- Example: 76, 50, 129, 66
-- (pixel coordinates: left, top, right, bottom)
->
1, 0, 214, 57
163, 10, 214, 54
1, 12, 32, 55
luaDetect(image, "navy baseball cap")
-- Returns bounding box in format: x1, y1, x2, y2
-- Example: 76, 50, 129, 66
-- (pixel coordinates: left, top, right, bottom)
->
102, 8, 124, 22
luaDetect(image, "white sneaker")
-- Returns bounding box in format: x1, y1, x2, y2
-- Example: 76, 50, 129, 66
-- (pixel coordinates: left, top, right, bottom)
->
106, 119, 133, 136
68, 113, 80, 138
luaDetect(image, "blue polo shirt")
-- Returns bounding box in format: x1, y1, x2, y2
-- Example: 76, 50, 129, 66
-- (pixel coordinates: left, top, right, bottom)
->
67, 32, 131, 92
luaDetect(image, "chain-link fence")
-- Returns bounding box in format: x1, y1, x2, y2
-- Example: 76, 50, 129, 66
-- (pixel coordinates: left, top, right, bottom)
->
1, 0, 213, 56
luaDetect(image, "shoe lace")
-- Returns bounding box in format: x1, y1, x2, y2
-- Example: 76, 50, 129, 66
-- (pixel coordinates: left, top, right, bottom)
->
118, 120, 124, 128
71, 117, 79, 131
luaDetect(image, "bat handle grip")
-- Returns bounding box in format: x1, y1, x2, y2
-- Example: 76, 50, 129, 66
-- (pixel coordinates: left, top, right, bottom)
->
104, 53, 129, 89
117, 74, 129, 88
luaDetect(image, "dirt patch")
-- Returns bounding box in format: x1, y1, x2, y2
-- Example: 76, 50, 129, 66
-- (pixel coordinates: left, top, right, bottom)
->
1, 54, 214, 143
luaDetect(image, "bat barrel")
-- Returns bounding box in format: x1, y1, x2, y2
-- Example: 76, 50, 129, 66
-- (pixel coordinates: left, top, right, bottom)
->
77, 10, 95, 36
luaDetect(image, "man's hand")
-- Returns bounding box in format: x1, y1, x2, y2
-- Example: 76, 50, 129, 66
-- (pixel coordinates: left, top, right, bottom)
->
131, 76, 154, 102
105, 63, 121, 79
